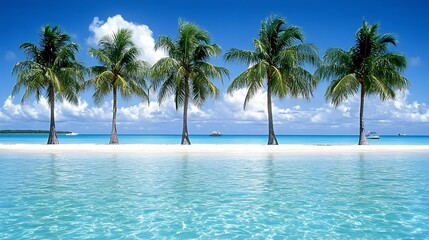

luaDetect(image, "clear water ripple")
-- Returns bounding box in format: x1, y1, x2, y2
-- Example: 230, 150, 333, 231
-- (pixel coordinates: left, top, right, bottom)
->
0, 152, 428, 239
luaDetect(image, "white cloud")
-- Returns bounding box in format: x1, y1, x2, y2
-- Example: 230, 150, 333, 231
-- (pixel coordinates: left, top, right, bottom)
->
310, 114, 323, 123
88, 14, 166, 65
221, 89, 313, 125
386, 91, 429, 122
223, 88, 267, 122
2, 96, 48, 121
219, 88, 429, 133
0, 95, 209, 132
1, 88, 428, 134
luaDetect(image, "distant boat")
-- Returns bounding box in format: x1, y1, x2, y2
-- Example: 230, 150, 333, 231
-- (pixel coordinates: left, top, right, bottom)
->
66, 132, 79, 136
366, 131, 380, 139
209, 131, 222, 136
398, 129, 407, 136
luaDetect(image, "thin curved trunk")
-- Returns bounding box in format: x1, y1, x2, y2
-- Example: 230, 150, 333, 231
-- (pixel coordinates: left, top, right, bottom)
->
358, 83, 368, 145
267, 81, 278, 145
110, 86, 119, 144
181, 78, 191, 145
47, 90, 59, 145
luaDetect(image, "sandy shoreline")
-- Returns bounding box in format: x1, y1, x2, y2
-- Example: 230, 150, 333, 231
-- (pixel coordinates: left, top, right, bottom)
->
1, 144, 429, 154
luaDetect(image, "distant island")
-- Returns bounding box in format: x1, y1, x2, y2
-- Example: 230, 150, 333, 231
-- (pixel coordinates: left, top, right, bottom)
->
0, 130, 72, 134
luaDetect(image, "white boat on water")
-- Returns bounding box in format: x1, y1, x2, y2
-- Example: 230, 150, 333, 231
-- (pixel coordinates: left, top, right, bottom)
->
209, 131, 222, 136
66, 132, 79, 136
366, 131, 380, 139
398, 129, 407, 136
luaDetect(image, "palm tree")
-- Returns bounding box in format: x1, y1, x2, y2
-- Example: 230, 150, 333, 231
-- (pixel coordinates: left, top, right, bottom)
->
86, 29, 149, 144
316, 21, 409, 145
225, 16, 320, 145
12, 25, 84, 144
151, 21, 228, 145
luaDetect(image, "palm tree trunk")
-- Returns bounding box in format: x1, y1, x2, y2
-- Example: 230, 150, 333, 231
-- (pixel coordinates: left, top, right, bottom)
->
47, 92, 59, 145
110, 86, 119, 144
358, 83, 368, 145
181, 78, 191, 145
267, 84, 278, 145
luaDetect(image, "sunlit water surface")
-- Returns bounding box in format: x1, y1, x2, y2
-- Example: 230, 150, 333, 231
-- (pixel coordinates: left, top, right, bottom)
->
1, 134, 429, 145
1, 151, 428, 239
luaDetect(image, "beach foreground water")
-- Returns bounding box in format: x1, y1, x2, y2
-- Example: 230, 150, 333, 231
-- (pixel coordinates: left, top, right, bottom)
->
1, 144, 429, 238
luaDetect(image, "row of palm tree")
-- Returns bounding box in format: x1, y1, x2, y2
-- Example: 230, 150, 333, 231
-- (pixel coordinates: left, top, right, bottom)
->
11, 16, 409, 145
12, 26, 85, 144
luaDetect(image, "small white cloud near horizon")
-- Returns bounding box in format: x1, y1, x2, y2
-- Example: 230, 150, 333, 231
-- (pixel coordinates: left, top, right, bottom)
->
88, 14, 166, 64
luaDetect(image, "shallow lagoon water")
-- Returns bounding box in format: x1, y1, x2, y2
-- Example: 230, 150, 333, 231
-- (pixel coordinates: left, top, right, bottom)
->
1, 151, 428, 239
1, 134, 429, 145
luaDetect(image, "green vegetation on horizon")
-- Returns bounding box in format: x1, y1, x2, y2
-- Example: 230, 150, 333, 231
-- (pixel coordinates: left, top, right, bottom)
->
10, 16, 409, 145
0, 130, 72, 134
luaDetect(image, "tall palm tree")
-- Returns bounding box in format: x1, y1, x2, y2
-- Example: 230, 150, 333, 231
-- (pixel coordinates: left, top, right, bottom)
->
151, 21, 228, 145
225, 16, 320, 145
12, 25, 84, 144
316, 21, 409, 145
86, 29, 149, 144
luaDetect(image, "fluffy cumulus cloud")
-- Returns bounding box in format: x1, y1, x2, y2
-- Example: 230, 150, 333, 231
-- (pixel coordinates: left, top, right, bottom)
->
88, 14, 166, 64
221, 88, 307, 124
1, 88, 428, 134
1, 96, 48, 121
0, 95, 209, 133
217, 88, 429, 133
387, 91, 429, 122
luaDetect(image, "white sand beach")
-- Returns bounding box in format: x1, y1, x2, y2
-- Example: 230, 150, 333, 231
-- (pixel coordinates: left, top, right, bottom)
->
1, 144, 429, 155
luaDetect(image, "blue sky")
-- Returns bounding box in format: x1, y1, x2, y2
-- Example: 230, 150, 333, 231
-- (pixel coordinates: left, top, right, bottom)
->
1, 0, 428, 135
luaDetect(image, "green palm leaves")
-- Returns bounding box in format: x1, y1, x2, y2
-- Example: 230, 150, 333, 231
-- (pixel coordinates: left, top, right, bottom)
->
316, 21, 409, 145
225, 16, 320, 145
151, 21, 228, 145
11, 18, 409, 143
86, 29, 149, 144
12, 25, 84, 144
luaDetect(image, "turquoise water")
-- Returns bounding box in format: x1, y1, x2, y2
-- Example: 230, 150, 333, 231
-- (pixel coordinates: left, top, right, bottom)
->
1, 151, 428, 239
1, 134, 429, 145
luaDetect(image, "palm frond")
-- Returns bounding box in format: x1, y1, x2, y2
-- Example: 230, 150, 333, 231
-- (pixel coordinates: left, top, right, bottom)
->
155, 36, 175, 53
88, 28, 149, 107
89, 48, 112, 67
157, 75, 176, 105
283, 67, 315, 99
12, 25, 82, 109
227, 15, 320, 110
151, 21, 225, 111
325, 74, 359, 106
224, 48, 259, 65
315, 48, 353, 82
227, 62, 265, 94
243, 80, 262, 110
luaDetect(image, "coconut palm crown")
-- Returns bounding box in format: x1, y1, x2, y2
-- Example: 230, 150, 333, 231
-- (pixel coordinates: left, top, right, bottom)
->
151, 20, 228, 145
316, 21, 409, 145
85, 28, 149, 144
12, 25, 84, 144
225, 16, 320, 145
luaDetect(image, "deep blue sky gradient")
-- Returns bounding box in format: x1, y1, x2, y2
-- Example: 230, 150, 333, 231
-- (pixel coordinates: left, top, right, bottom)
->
1, 0, 428, 135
